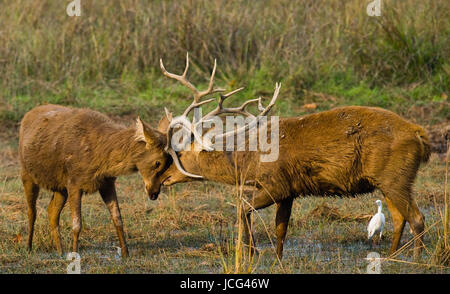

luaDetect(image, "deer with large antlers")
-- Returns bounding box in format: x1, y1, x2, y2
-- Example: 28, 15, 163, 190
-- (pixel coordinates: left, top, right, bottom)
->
158, 54, 431, 259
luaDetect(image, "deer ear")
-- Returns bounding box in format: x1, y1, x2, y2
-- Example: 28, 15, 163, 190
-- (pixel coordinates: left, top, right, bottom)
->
135, 117, 164, 148
157, 108, 172, 133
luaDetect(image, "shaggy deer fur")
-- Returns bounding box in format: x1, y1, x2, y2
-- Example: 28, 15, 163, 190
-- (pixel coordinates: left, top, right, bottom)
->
19, 104, 170, 256
161, 106, 431, 259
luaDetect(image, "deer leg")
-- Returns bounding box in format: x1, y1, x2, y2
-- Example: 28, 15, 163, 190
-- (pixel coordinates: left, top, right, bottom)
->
242, 190, 276, 256
99, 180, 129, 258
275, 198, 293, 259
48, 190, 68, 256
22, 174, 40, 252
384, 197, 406, 255
68, 187, 82, 253
407, 199, 425, 259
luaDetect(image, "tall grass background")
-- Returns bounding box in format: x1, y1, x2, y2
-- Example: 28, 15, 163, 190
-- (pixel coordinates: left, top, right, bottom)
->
0, 0, 448, 124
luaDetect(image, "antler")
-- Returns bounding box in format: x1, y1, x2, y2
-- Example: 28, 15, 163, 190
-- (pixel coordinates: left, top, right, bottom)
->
160, 52, 225, 117
200, 87, 256, 121
213, 82, 282, 140
200, 82, 281, 124
160, 53, 225, 151
258, 82, 281, 116
160, 53, 227, 177
160, 53, 281, 179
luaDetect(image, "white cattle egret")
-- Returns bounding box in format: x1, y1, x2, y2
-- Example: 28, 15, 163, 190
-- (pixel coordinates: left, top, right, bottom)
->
367, 200, 385, 246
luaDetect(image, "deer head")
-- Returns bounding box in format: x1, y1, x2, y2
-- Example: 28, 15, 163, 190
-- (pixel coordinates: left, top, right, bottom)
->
134, 116, 172, 199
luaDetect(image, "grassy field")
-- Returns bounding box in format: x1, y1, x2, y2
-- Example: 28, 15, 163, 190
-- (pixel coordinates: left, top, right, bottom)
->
0, 0, 449, 273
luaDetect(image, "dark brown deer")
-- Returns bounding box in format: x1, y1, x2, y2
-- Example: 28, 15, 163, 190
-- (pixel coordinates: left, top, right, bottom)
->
19, 104, 192, 257
158, 55, 431, 259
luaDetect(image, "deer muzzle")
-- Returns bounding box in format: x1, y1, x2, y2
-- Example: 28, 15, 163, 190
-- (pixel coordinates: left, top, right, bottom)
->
146, 185, 160, 200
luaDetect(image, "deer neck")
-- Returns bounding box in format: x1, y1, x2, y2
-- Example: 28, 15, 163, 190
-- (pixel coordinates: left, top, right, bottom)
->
97, 128, 142, 177
195, 150, 257, 185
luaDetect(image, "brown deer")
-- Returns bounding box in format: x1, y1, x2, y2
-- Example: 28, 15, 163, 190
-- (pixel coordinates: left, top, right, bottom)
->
19, 104, 200, 257
158, 54, 431, 259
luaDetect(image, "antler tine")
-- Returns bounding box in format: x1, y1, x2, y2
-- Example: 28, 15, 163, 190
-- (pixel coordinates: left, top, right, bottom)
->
160, 53, 225, 102
232, 97, 261, 116
182, 98, 216, 117
166, 149, 203, 178
214, 82, 281, 141
200, 87, 247, 121
161, 53, 226, 123
211, 97, 260, 120
259, 82, 281, 116
159, 56, 197, 94
194, 59, 226, 104
164, 107, 172, 121
182, 52, 190, 77
219, 87, 245, 106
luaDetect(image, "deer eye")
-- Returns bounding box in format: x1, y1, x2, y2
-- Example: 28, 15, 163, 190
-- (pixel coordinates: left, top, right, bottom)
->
154, 161, 161, 169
